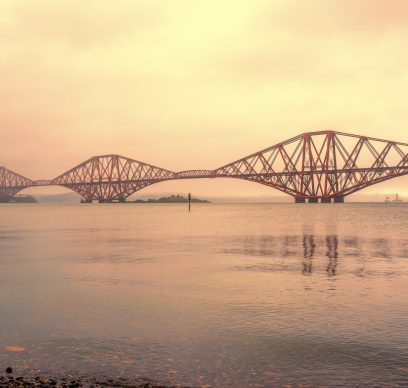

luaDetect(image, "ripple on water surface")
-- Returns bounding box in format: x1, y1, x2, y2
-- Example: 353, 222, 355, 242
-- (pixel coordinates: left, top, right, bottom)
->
0, 203, 407, 386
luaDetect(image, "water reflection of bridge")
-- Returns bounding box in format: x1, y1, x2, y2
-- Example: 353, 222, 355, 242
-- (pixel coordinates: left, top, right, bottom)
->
299, 235, 339, 275
221, 234, 405, 276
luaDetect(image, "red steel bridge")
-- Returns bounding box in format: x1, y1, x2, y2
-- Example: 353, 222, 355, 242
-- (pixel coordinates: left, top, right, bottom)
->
1, 131, 407, 203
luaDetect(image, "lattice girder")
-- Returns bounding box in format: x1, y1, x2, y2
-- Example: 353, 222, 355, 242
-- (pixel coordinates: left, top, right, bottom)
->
1, 132, 407, 202
213, 131, 408, 199
52, 155, 176, 201
0, 166, 33, 202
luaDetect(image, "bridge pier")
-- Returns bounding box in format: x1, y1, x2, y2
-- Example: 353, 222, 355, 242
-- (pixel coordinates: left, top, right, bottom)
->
0, 193, 11, 202
0, 190, 12, 203
294, 196, 345, 203
83, 198, 125, 203
321, 197, 332, 203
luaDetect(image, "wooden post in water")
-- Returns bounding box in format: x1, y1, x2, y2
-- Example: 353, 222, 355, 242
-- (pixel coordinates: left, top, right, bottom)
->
188, 193, 191, 211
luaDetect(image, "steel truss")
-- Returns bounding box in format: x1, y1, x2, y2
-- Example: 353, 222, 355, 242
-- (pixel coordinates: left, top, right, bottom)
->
1, 131, 407, 203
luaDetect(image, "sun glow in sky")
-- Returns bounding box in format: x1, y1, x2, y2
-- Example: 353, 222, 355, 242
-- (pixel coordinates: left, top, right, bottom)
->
1, 0, 407, 198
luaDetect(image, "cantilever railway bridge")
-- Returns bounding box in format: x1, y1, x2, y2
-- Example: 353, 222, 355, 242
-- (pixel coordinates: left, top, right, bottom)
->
1, 131, 407, 203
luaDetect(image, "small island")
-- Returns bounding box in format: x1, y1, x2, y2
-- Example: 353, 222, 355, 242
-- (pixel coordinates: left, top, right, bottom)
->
9, 195, 37, 203
133, 194, 210, 203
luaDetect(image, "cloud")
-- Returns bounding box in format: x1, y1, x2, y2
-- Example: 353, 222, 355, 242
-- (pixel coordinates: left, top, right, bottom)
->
0, 0, 407, 196
1, 0, 166, 49
257, 0, 408, 36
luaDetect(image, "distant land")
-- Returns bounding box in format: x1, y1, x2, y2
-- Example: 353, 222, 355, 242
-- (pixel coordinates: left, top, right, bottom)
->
133, 195, 210, 203
18, 191, 406, 203
9, 195, 37, 203
33, 192, 81, 203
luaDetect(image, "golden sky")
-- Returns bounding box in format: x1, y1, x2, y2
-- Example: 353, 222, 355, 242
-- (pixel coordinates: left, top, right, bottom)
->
1, 0, 407, 199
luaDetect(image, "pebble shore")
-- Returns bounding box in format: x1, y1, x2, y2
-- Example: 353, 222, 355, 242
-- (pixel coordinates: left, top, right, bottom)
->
0, 375, 179, 387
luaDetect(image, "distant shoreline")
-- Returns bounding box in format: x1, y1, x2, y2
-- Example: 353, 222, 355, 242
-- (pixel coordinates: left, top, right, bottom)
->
133, 195, 210, 203
8, 195, 37, 203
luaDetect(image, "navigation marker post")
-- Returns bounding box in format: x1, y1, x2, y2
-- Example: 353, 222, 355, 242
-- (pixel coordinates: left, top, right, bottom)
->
188, 193, 191, 211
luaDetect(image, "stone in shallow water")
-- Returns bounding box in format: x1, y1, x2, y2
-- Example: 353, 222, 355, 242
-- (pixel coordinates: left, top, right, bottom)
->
0, 374, 177, 387
4, 345, 25, 352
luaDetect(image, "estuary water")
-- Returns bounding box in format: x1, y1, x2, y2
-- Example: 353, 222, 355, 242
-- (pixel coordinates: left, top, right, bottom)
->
0, 203, 407, 386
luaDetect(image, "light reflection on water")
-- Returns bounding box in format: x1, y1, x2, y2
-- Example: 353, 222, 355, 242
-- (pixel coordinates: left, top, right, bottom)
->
0, 203, 407, 386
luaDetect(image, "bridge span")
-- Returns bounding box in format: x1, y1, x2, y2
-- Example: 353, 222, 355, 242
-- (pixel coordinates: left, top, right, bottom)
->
1, 131, 407, 203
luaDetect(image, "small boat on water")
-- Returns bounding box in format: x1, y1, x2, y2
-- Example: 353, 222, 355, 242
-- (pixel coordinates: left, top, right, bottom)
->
385, 193, 403, 202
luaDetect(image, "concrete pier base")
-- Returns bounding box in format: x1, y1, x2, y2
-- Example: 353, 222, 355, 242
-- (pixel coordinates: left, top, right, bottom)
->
86, 198, 125, 203
293, 196, 346, 203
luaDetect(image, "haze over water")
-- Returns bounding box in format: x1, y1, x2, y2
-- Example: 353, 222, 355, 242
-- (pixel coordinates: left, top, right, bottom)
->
0, 203, 407, 386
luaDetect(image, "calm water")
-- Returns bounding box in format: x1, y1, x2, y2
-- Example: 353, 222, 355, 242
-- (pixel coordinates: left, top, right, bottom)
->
0, 203, 407, 386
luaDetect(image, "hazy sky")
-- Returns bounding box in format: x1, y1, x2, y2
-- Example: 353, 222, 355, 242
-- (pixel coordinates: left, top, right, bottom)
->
1, 0, 407, 198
